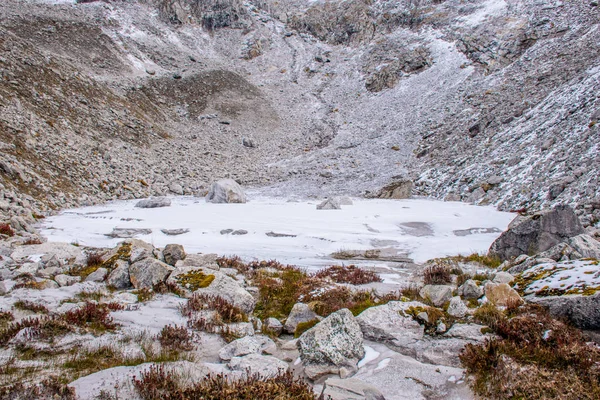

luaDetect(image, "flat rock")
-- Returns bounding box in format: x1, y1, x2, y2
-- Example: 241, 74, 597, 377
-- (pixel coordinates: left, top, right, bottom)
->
161, 228, 190, 236
321, 377, 385, 400
219, 335, 276, 361
356, 301, 424, 354
105, 228, 152, 239
228, 353, 288, 378
135, 197, 171, 208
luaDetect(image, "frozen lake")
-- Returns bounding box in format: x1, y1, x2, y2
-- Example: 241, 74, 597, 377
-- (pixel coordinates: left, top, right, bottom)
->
40, 195, 515, 269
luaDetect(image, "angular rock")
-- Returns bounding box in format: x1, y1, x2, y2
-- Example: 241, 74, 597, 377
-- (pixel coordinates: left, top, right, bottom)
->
85, 267, 108, 282
135, 197, 171, 208
447, 296, 468, 318
458, 279, 483, 299
37, 267, 62, 278
568, 234, 600, 259
206, 179, 246, 204
228, 354, 287, 378
298, 309, 365, 380
419, 285, 453, 307
378, 180, 413, 199
106, 260, 131, 290
264, 317, 283, 336
163, 244, 186, 266
356, 301, 424, 354
176, 253, 219, 269
193, 269, 255, 314
321, 378, 385, 400
54, 274, 81, 287
283, 303, 319, 334
484, 282, 523, 306
127, 239, 155, 264
492, 272, 514, 284
218, 335, 275, 361
317, 198, 341, 210
129, 258, 173, 289
489, 205, 584, 261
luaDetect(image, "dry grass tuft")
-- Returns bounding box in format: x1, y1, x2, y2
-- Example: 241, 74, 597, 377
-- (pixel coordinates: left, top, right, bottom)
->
0, 376, 75, 399
423, 263, 452, 285
158, 325, 194, 352
13, 300, 49, 314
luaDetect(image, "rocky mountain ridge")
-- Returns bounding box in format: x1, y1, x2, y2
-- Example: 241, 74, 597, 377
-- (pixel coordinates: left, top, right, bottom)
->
0, 0, 599, 233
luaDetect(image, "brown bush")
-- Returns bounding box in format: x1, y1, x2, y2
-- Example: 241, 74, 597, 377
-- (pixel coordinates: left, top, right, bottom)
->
133, 365, 316, 400
158, 325, 194, 352
314, 265, 382, 285
62, 302, 118, 333
0, 223, 15, 237
0, 376, 76, 400
461, 304, 600, 399
181, 294, 247, 323
423, 263, 451, 285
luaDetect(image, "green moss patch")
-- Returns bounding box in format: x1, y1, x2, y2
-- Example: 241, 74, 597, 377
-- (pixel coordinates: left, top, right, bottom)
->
176, 270, 215, 291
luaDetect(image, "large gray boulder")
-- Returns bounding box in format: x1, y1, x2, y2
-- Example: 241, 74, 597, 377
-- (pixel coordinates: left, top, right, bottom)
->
528, 293, 600, 329
135, 197, 171, 208
489, 205, 584, 261
298, 309, 365, 380
356, 301, 424, 354
206, 179, 246, 204
129, 258, 173, 289
283, 303, 319, 334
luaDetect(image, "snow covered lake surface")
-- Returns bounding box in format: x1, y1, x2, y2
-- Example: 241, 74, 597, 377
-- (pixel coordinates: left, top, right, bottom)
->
40, 195, 515, 269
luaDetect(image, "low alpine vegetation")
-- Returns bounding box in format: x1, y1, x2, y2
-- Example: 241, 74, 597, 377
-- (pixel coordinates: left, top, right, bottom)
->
133, 365, 316, 400
460, 304, 600, 399
314, 265, 382, 284
423, 262, 452, 285
13, 300, 49, 314
158, 325, 194, 352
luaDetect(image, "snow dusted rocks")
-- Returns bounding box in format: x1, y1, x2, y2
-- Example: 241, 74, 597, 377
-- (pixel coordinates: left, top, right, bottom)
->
567, 234, 600, 259
298, 309, 365, 380
489, 205, 584, 261
283, 303, 319, 334
206, 179, 246, 204
129, 258, 173, 289
356, 301, 424, 354
316, 198, 341, 210
135, 197, 171, 208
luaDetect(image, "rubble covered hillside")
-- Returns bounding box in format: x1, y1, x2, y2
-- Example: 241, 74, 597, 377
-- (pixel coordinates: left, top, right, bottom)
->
0, 0, 600, 399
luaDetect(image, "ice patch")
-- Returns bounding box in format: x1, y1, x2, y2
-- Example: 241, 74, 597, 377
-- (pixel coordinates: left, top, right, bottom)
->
40, 195, 513, 268
358, 345, 380, 368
